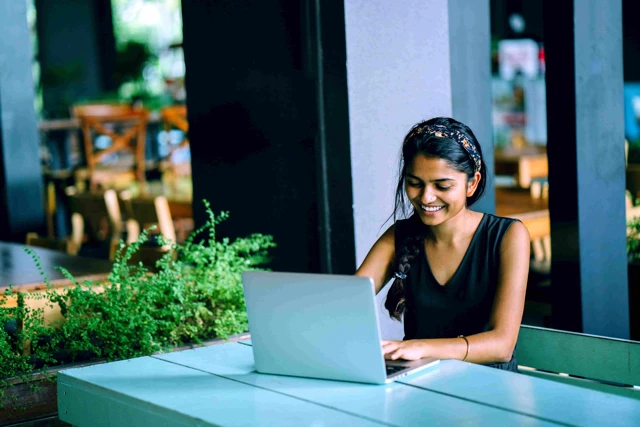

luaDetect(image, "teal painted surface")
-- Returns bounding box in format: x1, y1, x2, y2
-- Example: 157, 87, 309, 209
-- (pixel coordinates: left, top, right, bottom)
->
401, 359, 640, 427
58, 355, 382, 426
519, 369, 640, 400
58, 382, 193, 427
154, 344, 553, 426
58, 341, 640, 427
517, 325, 640, 386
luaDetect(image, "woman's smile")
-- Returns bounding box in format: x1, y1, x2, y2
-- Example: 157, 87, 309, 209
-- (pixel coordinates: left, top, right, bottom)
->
419, 204, 445, 215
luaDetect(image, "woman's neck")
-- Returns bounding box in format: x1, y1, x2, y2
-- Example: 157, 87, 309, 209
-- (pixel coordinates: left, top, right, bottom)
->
426, 208, 479, 246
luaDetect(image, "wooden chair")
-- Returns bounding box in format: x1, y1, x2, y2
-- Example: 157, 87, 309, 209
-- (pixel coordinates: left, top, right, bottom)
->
66, 187, 134, 257
26, 232, 78, 255
118, 191, 176, 248
160, 104, 189, 152
529, 179, 549, 201
517, 325, 640, 400
159, 105, 191, 195
44, 181, 57, 238
71, 103, 150, 191
110, 192, 177, 268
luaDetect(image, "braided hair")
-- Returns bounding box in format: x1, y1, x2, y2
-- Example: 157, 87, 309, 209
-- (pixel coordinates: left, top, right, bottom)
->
385, 117, 487, 321
384, 233, 424, 320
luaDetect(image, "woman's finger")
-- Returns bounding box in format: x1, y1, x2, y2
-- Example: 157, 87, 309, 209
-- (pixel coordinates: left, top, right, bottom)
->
381, 341, 397, 350
382, 345, 398, 357
390, 349, 403, 360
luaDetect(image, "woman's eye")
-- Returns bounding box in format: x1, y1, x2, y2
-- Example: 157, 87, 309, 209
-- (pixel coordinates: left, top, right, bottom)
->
436, 185, 452, 191
407, 181, 423, 188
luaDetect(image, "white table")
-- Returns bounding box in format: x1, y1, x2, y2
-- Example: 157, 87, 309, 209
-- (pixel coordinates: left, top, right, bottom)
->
58, 341, 640, 426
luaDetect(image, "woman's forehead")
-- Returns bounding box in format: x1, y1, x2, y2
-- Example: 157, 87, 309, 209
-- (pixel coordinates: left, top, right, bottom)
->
406, 155, 464, 177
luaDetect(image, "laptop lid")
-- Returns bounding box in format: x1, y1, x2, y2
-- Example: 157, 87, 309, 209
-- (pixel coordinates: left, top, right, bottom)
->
242, 271, 389, 384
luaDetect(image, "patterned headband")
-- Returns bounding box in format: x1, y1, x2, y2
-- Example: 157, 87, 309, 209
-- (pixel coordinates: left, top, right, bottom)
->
404, 124, 482, 173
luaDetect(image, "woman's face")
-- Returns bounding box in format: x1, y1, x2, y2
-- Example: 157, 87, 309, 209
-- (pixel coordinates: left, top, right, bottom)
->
404, 154, 480, 226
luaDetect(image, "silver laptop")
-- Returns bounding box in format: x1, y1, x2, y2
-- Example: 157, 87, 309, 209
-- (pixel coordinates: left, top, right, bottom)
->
242, 271, 439, 384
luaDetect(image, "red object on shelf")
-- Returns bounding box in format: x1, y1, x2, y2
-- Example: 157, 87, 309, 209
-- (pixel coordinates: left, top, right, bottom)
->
538, 45, 546, 75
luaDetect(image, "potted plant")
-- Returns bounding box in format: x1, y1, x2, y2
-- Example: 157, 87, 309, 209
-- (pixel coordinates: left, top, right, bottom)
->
0, 200, 275, 423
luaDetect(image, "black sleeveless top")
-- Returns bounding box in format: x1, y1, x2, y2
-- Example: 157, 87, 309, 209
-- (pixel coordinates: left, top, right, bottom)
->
395, 213, 519, 372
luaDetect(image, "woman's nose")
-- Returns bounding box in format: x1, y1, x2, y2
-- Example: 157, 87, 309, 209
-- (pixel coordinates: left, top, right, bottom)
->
422, 190, 437, 203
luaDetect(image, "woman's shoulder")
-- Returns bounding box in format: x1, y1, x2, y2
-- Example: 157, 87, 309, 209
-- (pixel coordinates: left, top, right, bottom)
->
480, 212, 520, 231
476, 212, 528, 253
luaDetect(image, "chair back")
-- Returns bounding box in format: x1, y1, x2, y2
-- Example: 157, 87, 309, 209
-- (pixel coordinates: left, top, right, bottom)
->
119, 191, 176, 247
159, 104, 190, 160
517, 325, 640, 399
160, 105, 188, 134
110, 192, 176, 266
66, 187, 124, 249
72, 103, 149, 190
159, 105, 191, 194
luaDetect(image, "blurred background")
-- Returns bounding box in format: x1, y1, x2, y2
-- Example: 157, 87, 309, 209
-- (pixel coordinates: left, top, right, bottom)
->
1, 0, 638, 342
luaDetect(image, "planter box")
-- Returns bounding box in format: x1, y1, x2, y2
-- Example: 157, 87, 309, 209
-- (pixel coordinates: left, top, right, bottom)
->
1, 274, 110, 327
0, 333, 250, 426
0, 360, 105, 426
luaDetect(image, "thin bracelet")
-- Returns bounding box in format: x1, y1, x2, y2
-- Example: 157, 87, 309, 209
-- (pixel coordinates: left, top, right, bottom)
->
458, 335, 470, 362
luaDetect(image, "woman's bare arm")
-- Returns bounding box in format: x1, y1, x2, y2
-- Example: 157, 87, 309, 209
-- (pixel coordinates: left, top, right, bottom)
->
476, 219, 531, 361
355, 225, 396, 294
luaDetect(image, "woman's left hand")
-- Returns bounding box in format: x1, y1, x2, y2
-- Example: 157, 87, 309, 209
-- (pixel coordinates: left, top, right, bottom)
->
381, 340, 426, 361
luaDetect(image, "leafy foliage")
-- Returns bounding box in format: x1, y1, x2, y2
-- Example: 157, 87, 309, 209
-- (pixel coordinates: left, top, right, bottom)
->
0, 201, 275, 399
112, 40, 154, 88
628, 216, 640, 262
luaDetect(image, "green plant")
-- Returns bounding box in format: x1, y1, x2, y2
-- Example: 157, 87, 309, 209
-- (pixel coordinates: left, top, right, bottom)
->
0, 200, 275, 404
0, 251, 58, 406
628, 217, 640, 262
112, 40, 155, 90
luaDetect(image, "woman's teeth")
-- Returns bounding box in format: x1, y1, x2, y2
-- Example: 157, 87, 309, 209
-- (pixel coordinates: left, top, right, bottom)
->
421, 205, 444, 212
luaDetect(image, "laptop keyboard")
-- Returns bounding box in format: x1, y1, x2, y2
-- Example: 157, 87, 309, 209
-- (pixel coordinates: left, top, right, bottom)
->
385, 365, 406, 375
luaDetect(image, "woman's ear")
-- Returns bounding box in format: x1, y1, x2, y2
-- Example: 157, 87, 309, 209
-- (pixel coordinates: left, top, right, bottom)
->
466, 171, 482, 197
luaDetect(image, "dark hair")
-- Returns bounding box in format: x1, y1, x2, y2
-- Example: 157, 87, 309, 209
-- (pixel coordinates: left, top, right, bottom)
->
384, 117, 487, 320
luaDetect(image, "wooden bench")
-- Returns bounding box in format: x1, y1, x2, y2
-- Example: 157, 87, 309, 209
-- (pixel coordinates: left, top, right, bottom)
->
517, 325, 640, 400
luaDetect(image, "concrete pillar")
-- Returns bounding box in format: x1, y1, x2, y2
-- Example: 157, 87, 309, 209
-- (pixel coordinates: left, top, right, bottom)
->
0, 0, 45, 241
345, 0, 493, 338
544, 0, 629, 338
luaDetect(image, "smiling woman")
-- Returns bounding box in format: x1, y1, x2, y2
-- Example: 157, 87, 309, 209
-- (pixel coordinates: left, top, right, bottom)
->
356, 117, 530, 372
